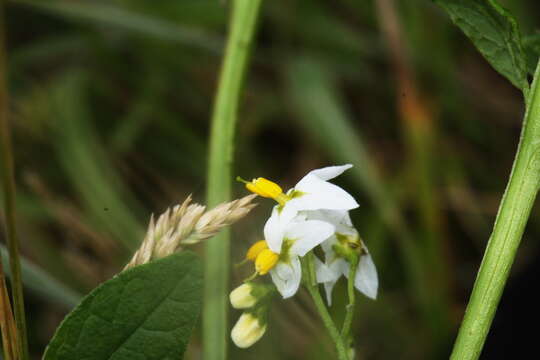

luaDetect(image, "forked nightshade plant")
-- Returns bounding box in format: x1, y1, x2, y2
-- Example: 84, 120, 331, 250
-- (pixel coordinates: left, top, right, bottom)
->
232, 165, 379, 359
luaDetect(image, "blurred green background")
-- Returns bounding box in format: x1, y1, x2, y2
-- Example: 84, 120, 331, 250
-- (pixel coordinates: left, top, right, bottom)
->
1, 0, 540, 358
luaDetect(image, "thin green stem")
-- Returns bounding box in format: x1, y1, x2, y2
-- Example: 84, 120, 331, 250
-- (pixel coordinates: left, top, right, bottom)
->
202, 1, 262, 360
0, 3, 29, 360
304, 253, 349, 360
450, 59, 540, 360
341, 256, 358, 341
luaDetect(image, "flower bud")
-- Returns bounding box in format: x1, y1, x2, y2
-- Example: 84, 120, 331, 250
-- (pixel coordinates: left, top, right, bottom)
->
231, 313, 267, 348
230, 283, 257, 309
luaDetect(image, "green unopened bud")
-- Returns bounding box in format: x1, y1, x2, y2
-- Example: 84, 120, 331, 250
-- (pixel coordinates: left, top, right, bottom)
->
230, 283, 257, 309
231, 312, 267, 348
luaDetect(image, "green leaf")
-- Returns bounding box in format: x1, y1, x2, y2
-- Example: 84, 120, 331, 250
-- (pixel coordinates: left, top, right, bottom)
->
434, 0, 529, 92
524, 33, 540, 75
43, 251, 202, 360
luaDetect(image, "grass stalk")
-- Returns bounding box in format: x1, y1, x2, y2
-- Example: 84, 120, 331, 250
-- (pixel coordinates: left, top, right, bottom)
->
0, 264, 18, 360
450, 59, 540, 359
203, 1, 262, 359
0, 3, 29, 359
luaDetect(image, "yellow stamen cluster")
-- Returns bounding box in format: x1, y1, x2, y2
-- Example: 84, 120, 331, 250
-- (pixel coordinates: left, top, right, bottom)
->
243, 178, 290, 205
246, 240, 268, 261
255, 249, 279, 275
246, 178, 282, 198
245, 240, 279, 275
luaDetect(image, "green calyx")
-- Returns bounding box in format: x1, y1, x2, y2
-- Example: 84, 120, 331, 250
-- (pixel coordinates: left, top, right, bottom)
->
333, 232, 364, 263
248, 282, 277, 303
244, 299, 271, 326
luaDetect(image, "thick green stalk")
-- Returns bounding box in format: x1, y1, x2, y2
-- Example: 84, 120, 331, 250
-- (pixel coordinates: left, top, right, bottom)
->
0, 3, 29, 359
203, 1, 262, 359
304, 253, 348, 360
450, 59, 540, 360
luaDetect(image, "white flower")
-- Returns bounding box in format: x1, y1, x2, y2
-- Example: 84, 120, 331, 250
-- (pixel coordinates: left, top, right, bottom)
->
244, 164, 358, 222
240, 165, 361, 299
262, 215, 335, 299
284, 164, 359, 213
262, 165, 359, 244
311, 210, 378, 305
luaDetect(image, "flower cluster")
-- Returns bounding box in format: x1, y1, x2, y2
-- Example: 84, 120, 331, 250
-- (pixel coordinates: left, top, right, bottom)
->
231, 165, 378, 348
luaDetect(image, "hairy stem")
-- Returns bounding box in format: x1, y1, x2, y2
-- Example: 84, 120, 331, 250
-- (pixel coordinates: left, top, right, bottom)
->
203, 1, 262, 359
0, 3, 29, 359
450, 59, 540, 359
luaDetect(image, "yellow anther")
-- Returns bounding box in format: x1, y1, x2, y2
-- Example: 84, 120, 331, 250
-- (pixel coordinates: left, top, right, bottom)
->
245, 178, 283, 198
255, 249, 279, 275
246, 240, 269, 262
237, 176, 291, 205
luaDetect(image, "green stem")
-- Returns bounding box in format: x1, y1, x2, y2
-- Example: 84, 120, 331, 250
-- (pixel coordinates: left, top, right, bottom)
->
304, 253, 349, 360
450, 59, 540, 360
202, 1, 262, 360
0, 4, 29, 360
341, 256, 358, 341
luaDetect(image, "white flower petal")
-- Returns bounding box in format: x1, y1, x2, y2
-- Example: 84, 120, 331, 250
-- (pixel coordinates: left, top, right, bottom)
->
340, 211, 353, 227
323, 280, 337, 306
291, 175, 359, 212
315, 256, 334, 283
305, 164, 353, 181
304, 209, 354, 235
354, 253, 378, 299
286, 220, 335, 257
263, 208, 284, 253
270, 257, 302, 299
320, 258, 348, 306
263, 205, 297, 252
328, 258, 348, 280
320, 234, 337, 255
315, 257, 344, 306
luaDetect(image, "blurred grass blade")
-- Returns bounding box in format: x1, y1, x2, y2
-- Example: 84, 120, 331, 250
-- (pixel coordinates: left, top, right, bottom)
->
433, 0, 529, 94
1, 245, 81, 308
10, 0, 221, 52
1, 4, 29, 357
375, 0, 453, 348
204, 1, 262, 359
47, 71, 144, 250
